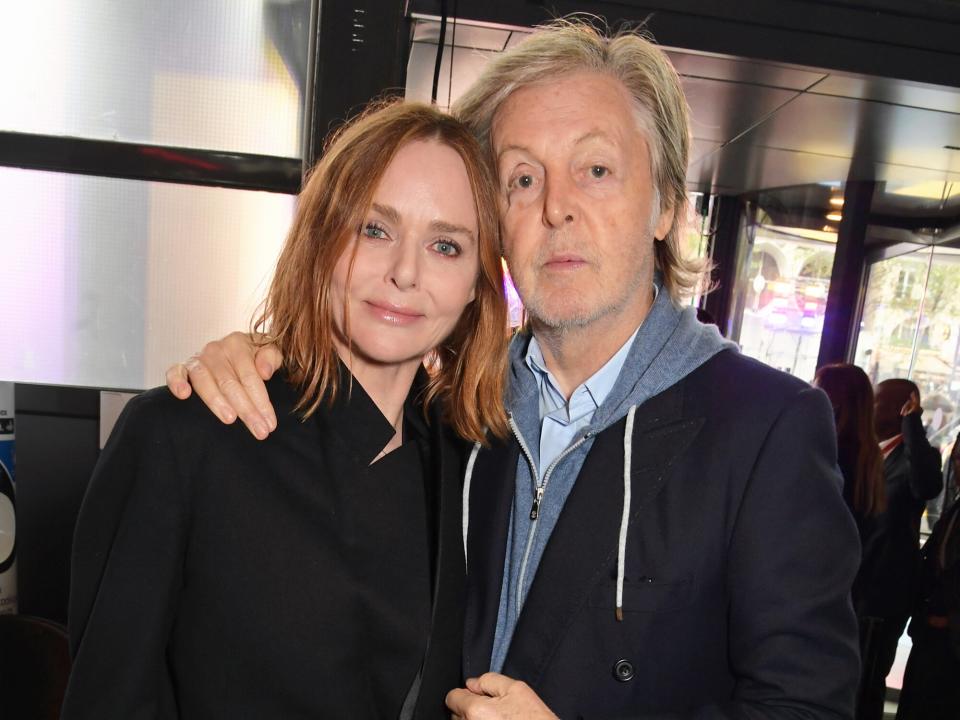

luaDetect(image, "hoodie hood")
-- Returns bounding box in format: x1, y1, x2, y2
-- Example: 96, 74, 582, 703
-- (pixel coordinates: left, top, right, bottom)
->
506, 279, 738, 430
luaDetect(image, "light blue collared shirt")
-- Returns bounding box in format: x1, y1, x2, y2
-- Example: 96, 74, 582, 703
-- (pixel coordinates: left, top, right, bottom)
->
524, 324, 641, 477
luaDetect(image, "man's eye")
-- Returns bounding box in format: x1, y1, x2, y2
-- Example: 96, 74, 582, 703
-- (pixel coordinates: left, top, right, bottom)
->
510, 174, 534, 190
433, 240, 461, 257
590, 165, 609, 179
362, 222, 387, 239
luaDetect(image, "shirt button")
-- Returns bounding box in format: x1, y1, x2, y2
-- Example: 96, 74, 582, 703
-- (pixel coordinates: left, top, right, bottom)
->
613, 659, 635, 682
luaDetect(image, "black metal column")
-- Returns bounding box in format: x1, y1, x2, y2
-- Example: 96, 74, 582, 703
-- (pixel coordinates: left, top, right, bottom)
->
303, 0, 411, 168
702, 195, 745, 338
816, 180, 875, 369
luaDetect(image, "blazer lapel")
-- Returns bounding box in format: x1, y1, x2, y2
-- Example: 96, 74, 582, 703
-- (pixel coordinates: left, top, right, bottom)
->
462, 438, 520, 678
412, 411, 467, 719
502, 381, 704, 686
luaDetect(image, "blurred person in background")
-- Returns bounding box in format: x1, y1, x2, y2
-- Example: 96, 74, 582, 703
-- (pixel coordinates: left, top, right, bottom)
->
814, 363, 886, 719
895, 434, 960, 719
856, 378, 943, 720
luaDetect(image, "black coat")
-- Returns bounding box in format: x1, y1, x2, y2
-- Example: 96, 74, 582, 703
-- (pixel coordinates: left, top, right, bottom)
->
62, 373, 466, 719
857, 412, 942, 619
463, 350, 861, 719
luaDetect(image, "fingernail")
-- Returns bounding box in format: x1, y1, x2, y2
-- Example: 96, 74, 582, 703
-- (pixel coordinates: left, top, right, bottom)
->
253, 422, 269, 439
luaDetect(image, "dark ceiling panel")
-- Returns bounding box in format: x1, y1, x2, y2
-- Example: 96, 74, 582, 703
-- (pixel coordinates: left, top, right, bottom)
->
666, 49, 826, 91
690, 143, 851, 195
729, 92, 960, 174
811, 74, 960, 115
682, 77, 799, 144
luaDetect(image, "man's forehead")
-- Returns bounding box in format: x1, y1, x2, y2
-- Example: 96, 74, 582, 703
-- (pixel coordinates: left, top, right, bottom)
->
491, 75, 642, 153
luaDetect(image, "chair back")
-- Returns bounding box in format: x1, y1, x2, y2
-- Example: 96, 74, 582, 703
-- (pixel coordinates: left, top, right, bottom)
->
0, 614, 71, 720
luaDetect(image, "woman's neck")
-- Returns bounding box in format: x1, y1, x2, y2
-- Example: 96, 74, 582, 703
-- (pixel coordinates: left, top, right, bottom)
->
337, 349, 422, 458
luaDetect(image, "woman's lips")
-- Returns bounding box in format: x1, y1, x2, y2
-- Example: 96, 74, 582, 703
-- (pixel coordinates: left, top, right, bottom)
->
364, 300, 424, 325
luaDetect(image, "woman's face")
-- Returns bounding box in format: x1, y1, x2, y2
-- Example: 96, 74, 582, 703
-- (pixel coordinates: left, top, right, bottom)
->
330, 139, 481, 374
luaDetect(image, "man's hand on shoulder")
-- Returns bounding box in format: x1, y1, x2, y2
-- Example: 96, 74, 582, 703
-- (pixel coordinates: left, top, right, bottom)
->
165, 331, 282, 440
446, 673, 558, 720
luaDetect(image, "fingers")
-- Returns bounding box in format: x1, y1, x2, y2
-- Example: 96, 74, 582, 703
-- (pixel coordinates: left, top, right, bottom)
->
467, 673, 518, 698
900, 391, 922, 417
204, 334, 274, 439
255, 344, 283, 380
165, 363, 193, 400
185, 333, 274, 439
445, 688, 483, 717
249, 344, 283, 431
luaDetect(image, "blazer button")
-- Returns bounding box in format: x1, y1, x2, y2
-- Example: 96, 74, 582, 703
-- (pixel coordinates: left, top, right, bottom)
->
613, 659, 635, 682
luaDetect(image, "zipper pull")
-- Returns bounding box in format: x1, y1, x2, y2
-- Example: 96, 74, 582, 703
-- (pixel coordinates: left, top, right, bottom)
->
530, 486, 545, 521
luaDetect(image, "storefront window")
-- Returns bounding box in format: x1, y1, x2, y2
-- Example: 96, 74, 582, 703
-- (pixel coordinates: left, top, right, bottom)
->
855, 244, 960, 446
735, 225, 836, 380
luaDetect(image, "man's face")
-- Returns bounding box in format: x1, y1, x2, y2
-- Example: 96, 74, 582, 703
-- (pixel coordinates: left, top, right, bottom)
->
874, 381, 907, 440
490, 71, 675, 332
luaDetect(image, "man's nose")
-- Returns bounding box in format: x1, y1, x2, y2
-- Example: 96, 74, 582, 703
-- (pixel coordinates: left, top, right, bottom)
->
542, 175, 576, 228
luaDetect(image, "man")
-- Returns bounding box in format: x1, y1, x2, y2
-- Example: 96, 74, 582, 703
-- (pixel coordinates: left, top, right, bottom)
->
168, 20, 860, 718
896, 440, 960, 719
856, 379, 942, 720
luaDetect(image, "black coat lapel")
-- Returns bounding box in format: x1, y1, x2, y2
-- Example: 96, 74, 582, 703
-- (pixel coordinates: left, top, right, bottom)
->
412, 407, 468, 719
462, 437, 520, 678
502, 382, 703, 685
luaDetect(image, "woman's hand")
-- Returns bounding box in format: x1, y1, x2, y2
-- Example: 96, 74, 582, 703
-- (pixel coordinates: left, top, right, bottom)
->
165, 332, 282, 439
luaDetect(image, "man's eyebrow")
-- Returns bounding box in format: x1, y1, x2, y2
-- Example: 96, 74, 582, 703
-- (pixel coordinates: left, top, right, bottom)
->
573, 130, 615, 146
495, 144, 530, 161
496, 131, 614, 160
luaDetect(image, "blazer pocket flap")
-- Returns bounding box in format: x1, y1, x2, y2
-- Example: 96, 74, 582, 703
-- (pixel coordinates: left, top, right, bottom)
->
588, 575, 693, 614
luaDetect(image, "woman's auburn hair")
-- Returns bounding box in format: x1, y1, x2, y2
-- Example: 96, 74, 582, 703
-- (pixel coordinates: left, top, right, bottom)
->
814, 363, 886, 516
253, 99, 508, 444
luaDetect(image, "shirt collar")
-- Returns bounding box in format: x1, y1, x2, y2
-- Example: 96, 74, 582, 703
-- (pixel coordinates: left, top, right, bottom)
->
524, 324, 641, 424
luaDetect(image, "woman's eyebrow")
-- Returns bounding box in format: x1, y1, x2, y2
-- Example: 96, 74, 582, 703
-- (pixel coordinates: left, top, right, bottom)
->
370, 202, 401, 224
372, 202, 475, 243
430, 220, 476, 243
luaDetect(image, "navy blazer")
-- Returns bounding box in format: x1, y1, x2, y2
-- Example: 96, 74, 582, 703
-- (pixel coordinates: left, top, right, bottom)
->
464, 350, 860, 719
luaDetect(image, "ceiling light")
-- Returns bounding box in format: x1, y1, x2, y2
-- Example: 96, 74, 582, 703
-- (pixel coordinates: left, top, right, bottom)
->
822, 224, 836, 233
829, 197, 844, 207
826, 212, 843, 222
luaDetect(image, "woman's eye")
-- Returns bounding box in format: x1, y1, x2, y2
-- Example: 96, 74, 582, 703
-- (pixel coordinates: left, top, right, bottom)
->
362, 222, 388, 239
590, 165, 609, 179
433, 240, 461, 257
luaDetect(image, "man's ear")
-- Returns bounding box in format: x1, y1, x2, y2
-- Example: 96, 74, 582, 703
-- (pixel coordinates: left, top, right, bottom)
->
654, 203, 676, 241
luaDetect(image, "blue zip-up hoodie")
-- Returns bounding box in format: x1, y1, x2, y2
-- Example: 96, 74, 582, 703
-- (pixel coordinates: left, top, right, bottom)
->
487, 283, 738, 672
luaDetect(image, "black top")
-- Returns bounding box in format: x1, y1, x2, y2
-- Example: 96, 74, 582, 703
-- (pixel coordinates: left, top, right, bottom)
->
62, 369, 465, 720
858, 412, 943, 618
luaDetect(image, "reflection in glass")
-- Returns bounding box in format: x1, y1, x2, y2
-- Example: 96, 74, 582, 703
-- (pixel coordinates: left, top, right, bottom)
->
0, 167, 294, 390
856, 245, 960, 447
0, 0, 307, 157
736, 225, 836, 380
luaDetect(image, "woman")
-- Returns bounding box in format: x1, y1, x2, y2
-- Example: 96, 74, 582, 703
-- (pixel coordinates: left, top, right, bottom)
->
813, 363, 886, 719
62, 101, 509, 719
813, 363, 886, 537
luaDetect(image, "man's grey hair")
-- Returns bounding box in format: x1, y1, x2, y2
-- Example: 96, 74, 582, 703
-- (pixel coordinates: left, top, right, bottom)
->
452, 17, 709, 303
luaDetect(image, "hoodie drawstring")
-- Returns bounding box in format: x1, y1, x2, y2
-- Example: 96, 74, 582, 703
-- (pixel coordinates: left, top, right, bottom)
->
462, 406, 636, 620
462, 441, 481, 569
616, 405, 637, 621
